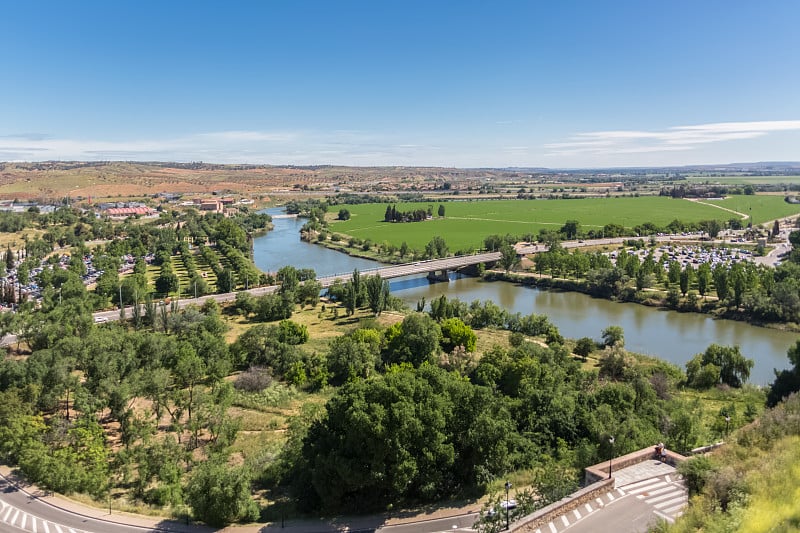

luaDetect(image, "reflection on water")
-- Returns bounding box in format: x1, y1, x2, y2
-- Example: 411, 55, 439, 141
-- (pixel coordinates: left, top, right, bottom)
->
253, 209, 796, 385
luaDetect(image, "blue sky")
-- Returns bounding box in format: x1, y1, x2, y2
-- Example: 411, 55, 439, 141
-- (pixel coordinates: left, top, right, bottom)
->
1, 1, 799, 168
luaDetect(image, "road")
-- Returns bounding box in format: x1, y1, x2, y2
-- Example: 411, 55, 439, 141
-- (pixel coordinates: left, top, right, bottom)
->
0, 473, 208, 533
0, 230, 789, 346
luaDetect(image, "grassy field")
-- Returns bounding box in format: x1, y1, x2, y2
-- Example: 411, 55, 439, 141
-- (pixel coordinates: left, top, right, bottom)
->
327, 196, 799, 251
707, 194, 800, 225
685, 175, 800, 185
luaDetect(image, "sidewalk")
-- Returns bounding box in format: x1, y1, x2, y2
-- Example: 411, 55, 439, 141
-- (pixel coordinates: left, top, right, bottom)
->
0, 465, 212, 532
0, 465, 481, 532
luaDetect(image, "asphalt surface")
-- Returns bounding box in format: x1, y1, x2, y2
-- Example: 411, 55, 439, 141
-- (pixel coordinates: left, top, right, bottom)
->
0, 471, 213, 533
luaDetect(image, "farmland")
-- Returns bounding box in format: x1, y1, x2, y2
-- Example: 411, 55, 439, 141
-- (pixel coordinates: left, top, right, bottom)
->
706, 194, 800, 225
327, 196, 799, 251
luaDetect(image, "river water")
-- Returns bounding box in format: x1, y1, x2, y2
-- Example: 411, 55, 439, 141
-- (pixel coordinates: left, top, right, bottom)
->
254, 209, 797, 384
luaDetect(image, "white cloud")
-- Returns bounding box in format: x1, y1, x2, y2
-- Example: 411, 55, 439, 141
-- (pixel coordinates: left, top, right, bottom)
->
544, 120, 800, 157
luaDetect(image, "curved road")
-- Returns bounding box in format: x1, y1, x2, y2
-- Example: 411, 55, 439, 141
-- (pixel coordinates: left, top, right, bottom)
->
0, 472, 201, 533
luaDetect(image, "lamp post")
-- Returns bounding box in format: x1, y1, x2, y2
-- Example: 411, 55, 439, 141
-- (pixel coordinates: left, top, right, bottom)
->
724, 415, 731, 437
504, 481, 512, 530
608, 436, 615, 479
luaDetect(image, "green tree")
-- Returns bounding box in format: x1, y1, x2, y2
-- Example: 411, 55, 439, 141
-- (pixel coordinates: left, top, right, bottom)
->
364, 274, 390, 316
686, 344, 754, 389
574, 337, 596, 362
337, 208, 351, 221
713, 264, 729, 301
561, 220, 580, 240
186, 458, 259, 526
697, 263, 711, 298
679, 263, 694, 296
437, 204, 445, 217
498, 244, 520, 272
383, 313, 441, 367
439, 317, 477, 353
326, 329, 381, 385
601, 325, 625, 348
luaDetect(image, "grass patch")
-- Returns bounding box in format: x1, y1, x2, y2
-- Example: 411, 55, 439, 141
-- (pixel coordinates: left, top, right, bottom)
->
708, 194, 800, 225
327, 197, 750, 251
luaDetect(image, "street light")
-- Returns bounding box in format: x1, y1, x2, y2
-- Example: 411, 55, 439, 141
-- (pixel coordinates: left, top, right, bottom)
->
608, 436, 615, 479
724, 415, 731, 437
504, 481, 512, 530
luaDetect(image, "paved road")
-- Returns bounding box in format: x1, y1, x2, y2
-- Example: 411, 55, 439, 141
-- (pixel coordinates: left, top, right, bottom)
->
0, 474, 208, 533
533, 470, 687, 533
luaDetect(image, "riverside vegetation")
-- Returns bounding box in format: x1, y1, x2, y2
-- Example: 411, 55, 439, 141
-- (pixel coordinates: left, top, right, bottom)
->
0, 203, 798, 529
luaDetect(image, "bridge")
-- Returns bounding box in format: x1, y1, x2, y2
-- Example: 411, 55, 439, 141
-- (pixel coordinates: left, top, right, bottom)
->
314, 249, 512, 286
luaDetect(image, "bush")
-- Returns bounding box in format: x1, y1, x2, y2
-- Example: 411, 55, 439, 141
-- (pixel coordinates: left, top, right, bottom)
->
678, 455, 714, 496
234, 366, 274, 392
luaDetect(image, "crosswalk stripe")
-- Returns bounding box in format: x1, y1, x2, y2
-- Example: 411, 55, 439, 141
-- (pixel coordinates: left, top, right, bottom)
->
535, 529, 541, 533
617, 488, 626, 497
642, 485, 681, 499
584, 503, 593, 514
573, 509, 581, 520
622, 477, 663, 491
646, 489, 686, 504
665, 475, 672, 482
69, 528, 78, 533
654, 496, 687, 510
654, 510, 675, 524
53, 523, 64, 533
3, 505, 13, 522
662, 502, 688, 515
42, 519, 50, 533
32, 516, 38, 533
607, 492, 615, 501
20, 512, 27, 529
628, 481, 668, 495
595, 497, 604, 507
561, 514, 570, 527
10, 509, 19, 526
548, 521, 557, 533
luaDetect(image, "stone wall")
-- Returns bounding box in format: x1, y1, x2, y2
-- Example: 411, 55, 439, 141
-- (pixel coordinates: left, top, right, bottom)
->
510, 478, 614, 532
584, 447, 687, 485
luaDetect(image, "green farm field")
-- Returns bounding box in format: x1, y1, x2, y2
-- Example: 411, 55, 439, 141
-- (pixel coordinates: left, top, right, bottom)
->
707, 194, 800, 225
685, 175, 800, 185
327, 196, 798, 250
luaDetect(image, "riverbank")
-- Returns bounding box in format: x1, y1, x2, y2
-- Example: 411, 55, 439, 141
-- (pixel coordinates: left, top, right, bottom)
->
485, 269, 800, 333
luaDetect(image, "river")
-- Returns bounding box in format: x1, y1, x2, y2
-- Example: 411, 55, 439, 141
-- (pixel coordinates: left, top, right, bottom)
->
254, 209, 797, 384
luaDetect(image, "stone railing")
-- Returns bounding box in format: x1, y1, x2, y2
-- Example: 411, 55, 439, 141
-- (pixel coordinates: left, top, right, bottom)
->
510, 478, 614, 532
584, 447, 687, 485
505, 446, 688, 532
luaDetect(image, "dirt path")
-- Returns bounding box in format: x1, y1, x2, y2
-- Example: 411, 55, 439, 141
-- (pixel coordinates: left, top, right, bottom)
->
684, 198, 749, 219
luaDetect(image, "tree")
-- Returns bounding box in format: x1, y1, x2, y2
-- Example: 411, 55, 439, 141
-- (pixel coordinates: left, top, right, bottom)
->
710, 265, 728, 302
438, 204, 445, 217
439, 317, 477, 353
5, 246, 14, 271
337, 209, 351, 221
186, 458, 259, 526
679, 263, 693, 296
766, 340, 800, 406
364, 274, 390, 316
383, 313, 441, 367
601, 325, 624, 348
155, 268, 179, 295
696, 263, 711, 298
498, 244, 520, 272
561, 220, 580, 240
574, 337, 596, 361
686, 344, 754, 389
326, 329, 381, 385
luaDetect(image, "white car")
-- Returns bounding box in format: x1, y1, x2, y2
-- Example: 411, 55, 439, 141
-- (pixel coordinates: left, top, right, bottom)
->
93, 316, 109, 323
487, 499, 517, 516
